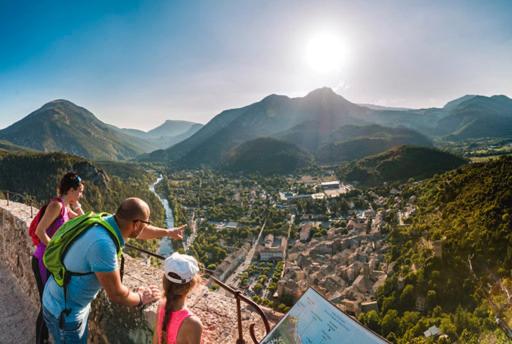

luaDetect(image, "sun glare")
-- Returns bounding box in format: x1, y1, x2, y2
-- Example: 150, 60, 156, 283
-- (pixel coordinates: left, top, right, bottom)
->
305, 32, 348, 74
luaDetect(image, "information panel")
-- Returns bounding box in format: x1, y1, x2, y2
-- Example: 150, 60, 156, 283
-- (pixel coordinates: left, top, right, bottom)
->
260, 288, 388, 344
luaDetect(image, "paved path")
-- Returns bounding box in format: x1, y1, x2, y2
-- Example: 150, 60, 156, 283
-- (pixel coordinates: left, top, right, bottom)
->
0, 263, 36, 343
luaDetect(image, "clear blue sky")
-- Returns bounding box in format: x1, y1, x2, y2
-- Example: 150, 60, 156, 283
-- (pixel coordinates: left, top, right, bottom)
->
1, 0, 511, 130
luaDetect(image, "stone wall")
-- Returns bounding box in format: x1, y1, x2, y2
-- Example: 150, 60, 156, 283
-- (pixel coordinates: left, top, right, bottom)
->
0, 199, 40, 306
0, 200, 279, 343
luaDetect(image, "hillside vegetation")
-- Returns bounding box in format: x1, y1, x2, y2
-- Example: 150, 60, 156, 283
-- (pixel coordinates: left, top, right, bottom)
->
0, 152, 165, 231
337, 146, 467, 186
358, 157, 512, 343
222, 137, 313, 175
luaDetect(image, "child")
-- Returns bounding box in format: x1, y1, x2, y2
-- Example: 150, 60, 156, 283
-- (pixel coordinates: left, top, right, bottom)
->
155, 252, 203, 344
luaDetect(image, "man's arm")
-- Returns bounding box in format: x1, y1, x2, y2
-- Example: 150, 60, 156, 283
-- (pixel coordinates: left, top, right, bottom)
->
137, 224, 186, 240
95, 271, 141, 306
96, 271, 160, 306
90, 234, 160, 306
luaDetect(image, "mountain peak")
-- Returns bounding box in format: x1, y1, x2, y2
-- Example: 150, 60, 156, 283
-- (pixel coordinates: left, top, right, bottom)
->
261, 93, 289, 103
306, 87, 337, 97
490, 94, 512, 101
443, 95, 477, 111
42, 99, 79, 108
304, 87, 353, 104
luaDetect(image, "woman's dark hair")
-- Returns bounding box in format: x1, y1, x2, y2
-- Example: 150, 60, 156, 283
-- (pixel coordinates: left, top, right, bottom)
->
160, 273, 200, 344
58, 172, 83, 195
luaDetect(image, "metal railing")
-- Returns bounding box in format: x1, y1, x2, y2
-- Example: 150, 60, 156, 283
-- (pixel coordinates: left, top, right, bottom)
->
0, 190, 41, 217
124, 243, 271, 344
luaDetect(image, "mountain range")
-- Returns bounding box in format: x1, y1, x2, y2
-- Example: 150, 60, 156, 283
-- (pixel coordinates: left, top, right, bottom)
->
142, 88, 512, 170
1, 89, 511, 169
0, 100, 202, 160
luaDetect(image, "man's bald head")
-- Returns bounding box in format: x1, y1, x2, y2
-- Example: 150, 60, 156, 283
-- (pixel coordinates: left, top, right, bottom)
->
115, 197, 150, 222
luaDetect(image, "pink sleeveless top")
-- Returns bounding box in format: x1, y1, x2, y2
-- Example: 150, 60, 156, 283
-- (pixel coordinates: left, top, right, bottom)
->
33, 197, 69, 260
156, 301, 198, 344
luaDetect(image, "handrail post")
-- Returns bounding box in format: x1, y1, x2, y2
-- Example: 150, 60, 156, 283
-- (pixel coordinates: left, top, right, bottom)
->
6, 191, 9, 206
235, 291, 246, 344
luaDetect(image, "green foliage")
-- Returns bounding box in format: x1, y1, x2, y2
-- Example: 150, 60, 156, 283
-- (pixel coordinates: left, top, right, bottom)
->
222, 137, 314, 175
381, 309, 400, 335
359, 157, 512, 342
317, 124, 432, 164
337, 145, 467, 186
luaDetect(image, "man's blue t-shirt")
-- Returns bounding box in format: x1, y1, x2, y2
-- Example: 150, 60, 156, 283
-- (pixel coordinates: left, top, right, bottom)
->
43, 215, 125, 321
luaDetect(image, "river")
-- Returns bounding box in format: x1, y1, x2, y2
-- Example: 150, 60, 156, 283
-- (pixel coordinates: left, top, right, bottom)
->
149, 174, 174, 257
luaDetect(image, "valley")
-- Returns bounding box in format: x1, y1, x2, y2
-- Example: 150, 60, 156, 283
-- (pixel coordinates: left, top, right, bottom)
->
1, 88, 511, 343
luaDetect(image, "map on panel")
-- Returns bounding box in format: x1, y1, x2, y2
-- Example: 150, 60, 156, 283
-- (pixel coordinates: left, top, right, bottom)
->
260, 288, 388, 344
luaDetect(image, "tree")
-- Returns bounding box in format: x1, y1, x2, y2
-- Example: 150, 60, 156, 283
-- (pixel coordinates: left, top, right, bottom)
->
400, 284, 415, 310
253, 283, 263, 293
399, 311, 420, 334
365, 310, 381, 333
381, 309, 399, 336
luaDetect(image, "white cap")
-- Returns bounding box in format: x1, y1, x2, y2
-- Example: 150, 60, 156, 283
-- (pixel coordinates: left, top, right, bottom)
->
164, 252, 200, 284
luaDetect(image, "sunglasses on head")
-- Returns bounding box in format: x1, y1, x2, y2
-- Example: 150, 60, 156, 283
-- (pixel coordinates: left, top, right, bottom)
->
70, 175, 82, 187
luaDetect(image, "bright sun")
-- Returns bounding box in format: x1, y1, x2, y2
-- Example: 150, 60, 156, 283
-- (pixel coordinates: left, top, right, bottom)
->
305, 32, 348, 74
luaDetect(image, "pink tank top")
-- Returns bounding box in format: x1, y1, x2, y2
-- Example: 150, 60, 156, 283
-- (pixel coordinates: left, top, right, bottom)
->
33, 198, 69, 260
156, 301, 198, 344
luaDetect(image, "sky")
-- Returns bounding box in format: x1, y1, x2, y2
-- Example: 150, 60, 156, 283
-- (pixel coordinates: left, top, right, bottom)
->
1, 0, 511, 130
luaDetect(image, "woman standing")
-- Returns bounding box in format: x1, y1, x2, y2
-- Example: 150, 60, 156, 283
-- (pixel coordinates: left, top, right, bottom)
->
31, 172, 85, 344
154, 252, 203, 344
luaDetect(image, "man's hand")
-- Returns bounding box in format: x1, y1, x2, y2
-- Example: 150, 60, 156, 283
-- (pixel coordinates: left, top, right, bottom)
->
168, 224, 186, 240
137, 285, 161, 305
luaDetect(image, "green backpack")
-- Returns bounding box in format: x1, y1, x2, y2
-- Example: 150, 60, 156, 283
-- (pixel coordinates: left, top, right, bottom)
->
43, 212, 123, 287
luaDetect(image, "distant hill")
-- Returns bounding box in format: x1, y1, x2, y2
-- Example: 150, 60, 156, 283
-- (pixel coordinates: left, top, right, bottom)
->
147, 120, 202, 138
0, 100, 158, 160
358, 103, 412, 111
337, 145, 467, 185
338, 94, 512, 140
441, 94, 477, 112
222, 137, 313, 175
121, 120, 203, 150
436, 95, 512, 140
316, 124, 432, 164
360, 156, 512, 342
